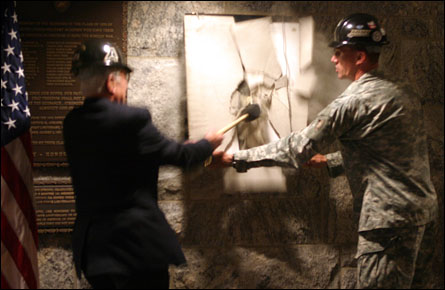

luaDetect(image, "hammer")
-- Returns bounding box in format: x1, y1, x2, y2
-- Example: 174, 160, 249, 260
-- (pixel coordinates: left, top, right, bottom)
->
217, 103, 260, 134
204, 103, 261, 166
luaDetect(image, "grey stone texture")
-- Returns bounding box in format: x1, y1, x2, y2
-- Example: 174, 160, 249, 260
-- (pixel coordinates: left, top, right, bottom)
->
127, 58, 186, 141
37, 1, 443, 289
170, 245, 340, 289
38, 234, 90, 289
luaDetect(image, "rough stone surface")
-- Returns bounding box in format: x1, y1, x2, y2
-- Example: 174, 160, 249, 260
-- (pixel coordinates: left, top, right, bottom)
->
127, 1, 225, 57
127, 58, 186, 141
180, 197, 326, 247
340, 267, 357, 289
38, 234, 91, 289
171, 245, 340, 289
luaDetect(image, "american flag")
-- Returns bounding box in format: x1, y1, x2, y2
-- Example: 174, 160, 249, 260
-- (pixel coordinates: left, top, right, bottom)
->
1, 1, 39, 289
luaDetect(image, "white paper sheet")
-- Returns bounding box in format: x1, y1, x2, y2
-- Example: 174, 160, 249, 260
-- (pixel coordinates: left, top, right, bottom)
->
184, 15, 315, 193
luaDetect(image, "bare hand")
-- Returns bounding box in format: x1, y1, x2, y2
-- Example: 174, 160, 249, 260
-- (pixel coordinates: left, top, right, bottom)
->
304, 154, 327, 168
204, 130, 224, 149
208, 151, 233, 168
183, 139, 197, 144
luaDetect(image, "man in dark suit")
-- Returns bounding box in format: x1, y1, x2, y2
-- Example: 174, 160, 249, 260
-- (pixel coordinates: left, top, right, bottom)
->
63, 39, 223, 289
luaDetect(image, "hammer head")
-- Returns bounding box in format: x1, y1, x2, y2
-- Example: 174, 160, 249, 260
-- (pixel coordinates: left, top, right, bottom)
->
240, 103, 261, 121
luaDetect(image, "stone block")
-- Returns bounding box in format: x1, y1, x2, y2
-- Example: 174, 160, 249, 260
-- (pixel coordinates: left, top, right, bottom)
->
401, 40, 444, 103
159, 200, 185, 235
223, 1, 276, 15
388, 17, 431, 39
328, 175, 359, 245
340, 245, 358, 268
38, 234, 91, 289
327, 1, 432, 18
179, 196, 327, 247
288, 1, 332, 17
340, 267, 357, 289
158, 166, 186, 201
171, 245, 340, 289
127, 1, 225, 57
127, 57, 186, 141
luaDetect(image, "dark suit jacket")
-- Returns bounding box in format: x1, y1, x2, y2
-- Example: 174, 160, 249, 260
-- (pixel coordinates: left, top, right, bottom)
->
63, 97, 213, 277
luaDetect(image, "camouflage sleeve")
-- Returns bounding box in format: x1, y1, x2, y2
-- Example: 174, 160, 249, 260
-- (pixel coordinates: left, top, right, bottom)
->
325, 151, 344, 178
233, 96, 354, 173
233, 131, 316, 172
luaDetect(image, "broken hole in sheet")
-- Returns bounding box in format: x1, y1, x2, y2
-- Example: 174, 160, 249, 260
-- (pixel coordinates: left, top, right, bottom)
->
184, 15, 315, 193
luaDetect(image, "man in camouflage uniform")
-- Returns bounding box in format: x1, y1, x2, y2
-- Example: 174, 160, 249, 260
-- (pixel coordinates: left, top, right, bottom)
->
213, 13, 438, 289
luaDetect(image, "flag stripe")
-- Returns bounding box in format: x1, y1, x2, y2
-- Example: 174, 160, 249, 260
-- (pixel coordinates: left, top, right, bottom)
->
1, 241, 27, 289
1, 213, 37, 289
1, 176, 39, 280
2, 271, 12, 289
1, 147, 38, 244
4, 133, 35, 207
2, 2, 39, 288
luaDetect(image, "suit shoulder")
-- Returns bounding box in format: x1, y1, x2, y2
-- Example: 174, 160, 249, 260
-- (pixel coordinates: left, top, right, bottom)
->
63, 99, 151, 131
63, 106, 82, 125
113, 104, 151, 127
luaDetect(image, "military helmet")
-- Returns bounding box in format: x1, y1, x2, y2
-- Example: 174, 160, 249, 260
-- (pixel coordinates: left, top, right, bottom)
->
71, 39, 132, 77
329, 13, 389, 51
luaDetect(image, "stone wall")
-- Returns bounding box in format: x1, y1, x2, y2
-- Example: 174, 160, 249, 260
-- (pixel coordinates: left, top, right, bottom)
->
37, 1, 444, 288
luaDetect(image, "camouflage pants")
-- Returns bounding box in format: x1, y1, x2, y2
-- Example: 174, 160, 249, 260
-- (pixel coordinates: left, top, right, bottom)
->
356, 221, 437, 289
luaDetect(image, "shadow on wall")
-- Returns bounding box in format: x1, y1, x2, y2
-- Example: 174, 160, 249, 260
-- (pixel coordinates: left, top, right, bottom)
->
176, 162, 335, 288
308, 32, 351, 123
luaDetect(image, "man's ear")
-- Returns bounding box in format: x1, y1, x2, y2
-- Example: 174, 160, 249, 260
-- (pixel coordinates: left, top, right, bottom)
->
106, 73, 116, 94
356, 51, 367, 65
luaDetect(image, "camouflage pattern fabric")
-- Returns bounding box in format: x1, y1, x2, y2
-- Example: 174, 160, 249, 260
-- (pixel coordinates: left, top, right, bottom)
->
356, 221, 437, 289
233, 70, 438, 232
325, 151, 344, 178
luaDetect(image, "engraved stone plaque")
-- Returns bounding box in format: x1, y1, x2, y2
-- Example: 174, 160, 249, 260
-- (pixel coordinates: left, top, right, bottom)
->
17, 1, 127, 166
16, 1, 127, 232
34, 184, 76, 233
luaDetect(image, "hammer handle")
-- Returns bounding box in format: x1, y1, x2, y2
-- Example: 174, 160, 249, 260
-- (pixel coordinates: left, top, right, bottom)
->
204, 113, 249, 167
217, 113, 249, 134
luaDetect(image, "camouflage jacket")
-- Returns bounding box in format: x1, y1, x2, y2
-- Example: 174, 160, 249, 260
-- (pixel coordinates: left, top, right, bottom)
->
233, 70, 438, 232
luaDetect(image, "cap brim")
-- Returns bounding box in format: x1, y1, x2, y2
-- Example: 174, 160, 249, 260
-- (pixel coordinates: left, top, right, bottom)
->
123, 65, 133, 74
109, 64, 133, 73
329, 41, 341, 48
